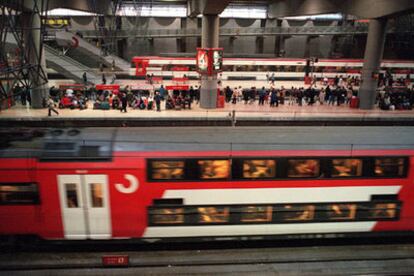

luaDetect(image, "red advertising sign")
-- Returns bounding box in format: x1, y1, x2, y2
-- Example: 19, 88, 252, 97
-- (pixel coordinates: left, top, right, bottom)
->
166, 85, 189, 90
102, 255, 129, 267
132, 58, 149, 76
172, 66, 189, 71
95, 84, 120, 91
59, 84, 85, 91
196, 48, 223, 75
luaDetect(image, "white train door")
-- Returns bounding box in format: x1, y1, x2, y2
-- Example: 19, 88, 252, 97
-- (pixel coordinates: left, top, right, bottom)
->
57, 175, 111, 239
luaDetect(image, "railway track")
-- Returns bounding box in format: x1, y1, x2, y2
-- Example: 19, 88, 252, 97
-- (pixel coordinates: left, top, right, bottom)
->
1, 243, 414, 275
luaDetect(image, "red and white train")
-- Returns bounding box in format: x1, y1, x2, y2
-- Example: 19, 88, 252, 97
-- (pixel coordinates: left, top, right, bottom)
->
133, 56, 414, 81
0, 127, 413, 241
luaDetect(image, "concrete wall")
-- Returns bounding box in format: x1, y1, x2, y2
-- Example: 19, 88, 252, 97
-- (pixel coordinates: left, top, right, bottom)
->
62, 16, 407, 60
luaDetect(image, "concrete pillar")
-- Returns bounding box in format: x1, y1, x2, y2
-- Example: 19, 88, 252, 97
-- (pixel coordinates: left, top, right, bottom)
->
22, 9, 49, 109
256, 36, 264, 54
200, 14, 219, 109
274, 19, 285, 57
359, 18, 387, 110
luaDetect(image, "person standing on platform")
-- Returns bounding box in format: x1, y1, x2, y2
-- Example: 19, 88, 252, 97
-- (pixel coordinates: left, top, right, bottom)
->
102, 74, 106, 84
159, 85, 167, 100
258, 87, 266, 105
47, 97, 59, 116
154, 91, 161, 112
83, 72, 87, 85
120, 93, 127, 113
26, 89, 31, 107
20, 86, 26, 106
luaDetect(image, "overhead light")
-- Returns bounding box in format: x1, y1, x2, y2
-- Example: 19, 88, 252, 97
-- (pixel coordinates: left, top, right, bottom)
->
283, 13, 343, 21
44, 8, 100, 16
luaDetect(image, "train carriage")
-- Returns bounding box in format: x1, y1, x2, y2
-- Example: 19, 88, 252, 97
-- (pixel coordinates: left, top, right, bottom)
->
0, 127, 413, 242
133, 56, 414, 81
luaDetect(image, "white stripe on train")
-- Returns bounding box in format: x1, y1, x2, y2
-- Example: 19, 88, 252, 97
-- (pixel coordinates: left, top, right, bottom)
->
143, 222, 377, 238
143, 186, 400, 238
162, 186, 401, 205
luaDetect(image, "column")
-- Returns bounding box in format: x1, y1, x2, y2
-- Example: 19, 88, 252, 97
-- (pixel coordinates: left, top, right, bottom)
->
200, 14, 219, 109
23, 10, 49, 109
359, 18, 388, 110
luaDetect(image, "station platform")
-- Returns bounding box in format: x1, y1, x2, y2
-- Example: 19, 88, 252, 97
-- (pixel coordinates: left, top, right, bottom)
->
1, 101, 413, 127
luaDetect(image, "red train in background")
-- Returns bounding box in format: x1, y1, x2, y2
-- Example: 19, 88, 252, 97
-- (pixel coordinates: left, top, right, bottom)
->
132, 56, 414, 81
0, 127, 413, 242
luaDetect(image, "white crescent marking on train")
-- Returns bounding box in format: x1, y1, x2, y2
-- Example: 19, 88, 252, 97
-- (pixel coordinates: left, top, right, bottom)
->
115, 174, 139, 194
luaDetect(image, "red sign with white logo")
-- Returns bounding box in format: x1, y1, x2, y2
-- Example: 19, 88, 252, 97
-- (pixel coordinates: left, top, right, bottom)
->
166, 85, 189, 90
95, 84, 120, 91
172, 66, 189, 71
102, 255, 129, 267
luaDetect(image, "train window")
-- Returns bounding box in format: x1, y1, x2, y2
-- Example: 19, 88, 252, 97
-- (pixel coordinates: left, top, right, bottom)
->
198, 207, 229, 223
0, 183, 39, 205
243, 159, 276, 179
240, 206, 272, 222
374, 158, 405, 177
368, 203, 398, 219
65, 183, 79, 208
151, 160, 185, 180
327, 204, 357, 220
151, 208, 184, 224
281, 204, 315, 221
287, 159, 320, 178
90, 183, 103, 208
331, 159, 363, 177
198, 160, 230, 179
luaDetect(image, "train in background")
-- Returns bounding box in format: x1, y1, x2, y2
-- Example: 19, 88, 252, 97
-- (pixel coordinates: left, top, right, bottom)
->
132, 56, 414, 82
0, 127, 413, 242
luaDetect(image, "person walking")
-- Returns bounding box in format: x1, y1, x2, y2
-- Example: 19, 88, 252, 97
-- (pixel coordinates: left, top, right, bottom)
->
47, 97, 59, 116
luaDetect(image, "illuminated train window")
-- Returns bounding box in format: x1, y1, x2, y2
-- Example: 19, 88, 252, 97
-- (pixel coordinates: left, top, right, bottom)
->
0, 183, 39, 205
327, 204, 357, 220
369, 203, 398, 219
374, 158, 406, 177
243, 160, 276, 179
198, 207, 229, 223
151, 208, 184, 224
287, 159, 320, 178
198, 160, 230, 179
281, 204, 315, 221
151, 161, 185, 180
331, 159, 363, 177
241, 206, 273, 222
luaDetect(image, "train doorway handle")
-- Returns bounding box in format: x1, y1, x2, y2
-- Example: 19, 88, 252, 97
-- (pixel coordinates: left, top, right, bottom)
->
115, 174, 139, 194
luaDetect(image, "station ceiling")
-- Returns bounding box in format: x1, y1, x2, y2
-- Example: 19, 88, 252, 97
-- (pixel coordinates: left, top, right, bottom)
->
2, 0, 414, 19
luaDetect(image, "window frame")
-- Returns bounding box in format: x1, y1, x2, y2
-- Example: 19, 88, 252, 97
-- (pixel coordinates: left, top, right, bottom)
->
372, 156, 409, 178
147, 156, 408, 182
329, 157, 365, 178
0, 182, 40, 205
286, 158, 322, 179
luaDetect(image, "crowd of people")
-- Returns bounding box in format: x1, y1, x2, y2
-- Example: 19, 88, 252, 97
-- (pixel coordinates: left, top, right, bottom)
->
224, 84, 359, 107
9, 73, 414, 115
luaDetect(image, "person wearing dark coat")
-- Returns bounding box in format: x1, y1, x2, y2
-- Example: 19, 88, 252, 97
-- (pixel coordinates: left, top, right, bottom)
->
120, 93, 127, 113
154, 92, 161, 112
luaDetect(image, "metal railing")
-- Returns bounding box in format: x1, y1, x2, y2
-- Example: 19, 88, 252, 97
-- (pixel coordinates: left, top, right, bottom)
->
68, 24, 402, 39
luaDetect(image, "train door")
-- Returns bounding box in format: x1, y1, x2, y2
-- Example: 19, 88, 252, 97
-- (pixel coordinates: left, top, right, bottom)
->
57, 175, 111, 239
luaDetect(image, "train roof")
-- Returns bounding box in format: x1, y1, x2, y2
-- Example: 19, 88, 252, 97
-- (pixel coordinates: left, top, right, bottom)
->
0, 127, 413, 160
